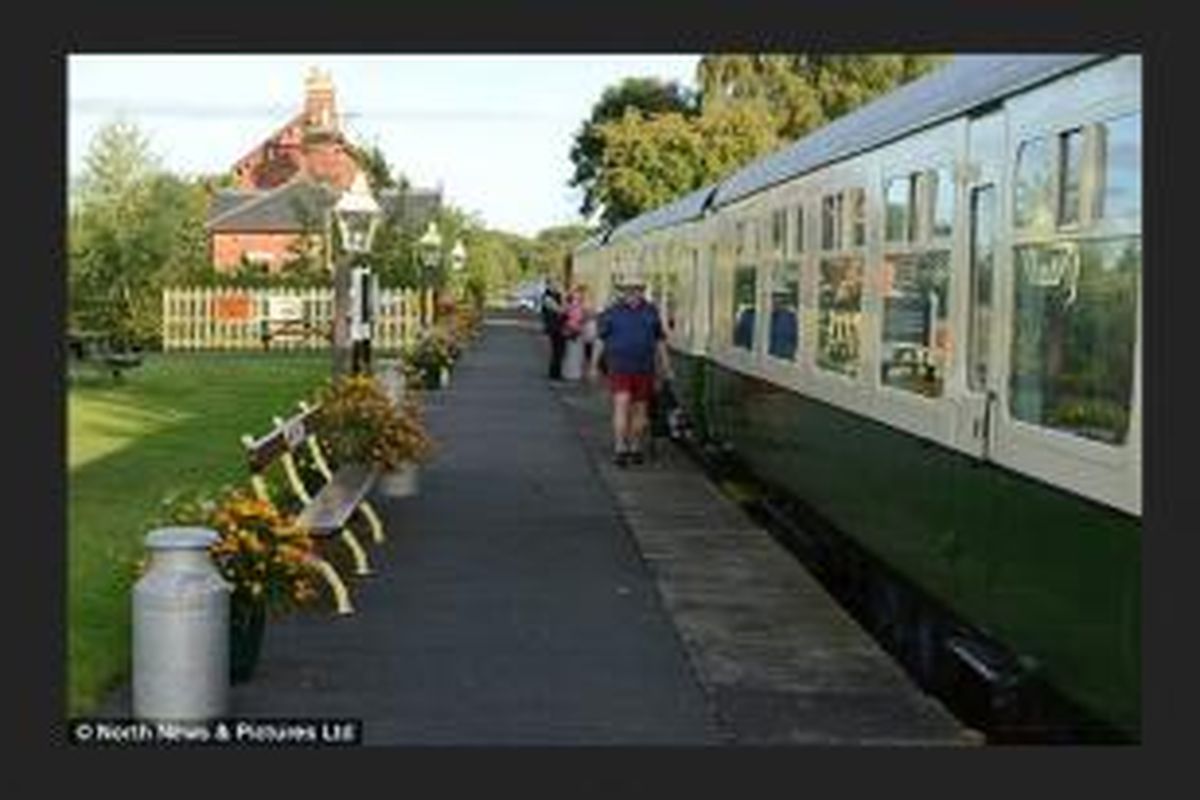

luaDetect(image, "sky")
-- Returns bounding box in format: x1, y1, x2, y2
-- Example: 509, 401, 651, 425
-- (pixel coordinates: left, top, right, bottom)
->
67, 54, 701, 237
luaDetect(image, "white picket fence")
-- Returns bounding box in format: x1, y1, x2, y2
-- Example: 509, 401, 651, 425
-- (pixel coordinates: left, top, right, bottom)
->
161, 286, 429, 352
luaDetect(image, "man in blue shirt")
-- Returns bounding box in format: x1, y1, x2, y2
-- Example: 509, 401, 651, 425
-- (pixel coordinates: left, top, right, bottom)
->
595, 275, 673, 466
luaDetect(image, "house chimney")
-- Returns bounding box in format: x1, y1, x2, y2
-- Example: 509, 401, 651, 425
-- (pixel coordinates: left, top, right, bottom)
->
304, 67, 338, 132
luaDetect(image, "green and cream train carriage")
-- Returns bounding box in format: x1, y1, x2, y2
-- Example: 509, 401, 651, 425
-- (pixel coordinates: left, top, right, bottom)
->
573, 54, 1141, 738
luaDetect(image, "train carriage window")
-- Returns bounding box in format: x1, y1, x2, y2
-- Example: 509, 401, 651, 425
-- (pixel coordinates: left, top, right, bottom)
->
771, 209, 787, 255
1009, 237, 1140, 445
885, 176, 912, 243
1097, 112, 1142, 220
968, 185, 997, 392
1014, 136, 1054, 230
848, 188, 866, 247
931, 167, 955, 238
1058, 128, 1084, 226
793, 205, 805, 254
817, 256, 863, 376
664, 271, 680, 333
768, 261, 801, 360
732, 266, 757, 351
822, 194, 843, 250
879, 251, 951, 397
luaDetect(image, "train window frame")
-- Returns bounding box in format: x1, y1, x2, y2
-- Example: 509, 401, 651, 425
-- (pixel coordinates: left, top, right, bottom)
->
1093, 111, 1142, 223
766, 260, 801, 362
771, 208, 787, 256
731, 263, 758, 352
816, 185, 867, 378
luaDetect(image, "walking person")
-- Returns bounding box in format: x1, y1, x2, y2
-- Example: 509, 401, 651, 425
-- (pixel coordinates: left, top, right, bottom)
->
595, 274, 673, 466
540, 277, 566, 380
561, 286, 586, 381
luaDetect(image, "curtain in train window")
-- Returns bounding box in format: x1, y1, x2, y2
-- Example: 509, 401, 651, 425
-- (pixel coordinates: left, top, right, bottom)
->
879, 250, 951, 397
1009, 237, 1139, 445
1097, 112, 1142, 220
732, 266, 757, 351
768, 261, 800, 360
817, 256, 863, 376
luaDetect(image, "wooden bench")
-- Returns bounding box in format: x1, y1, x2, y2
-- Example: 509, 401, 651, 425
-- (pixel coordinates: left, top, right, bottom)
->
241, 404, 386, 615
259, 319, 332, 350
68, 331, 143, 380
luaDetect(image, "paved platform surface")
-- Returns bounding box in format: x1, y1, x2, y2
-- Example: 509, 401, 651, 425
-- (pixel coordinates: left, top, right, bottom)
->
100, 311, 977, 745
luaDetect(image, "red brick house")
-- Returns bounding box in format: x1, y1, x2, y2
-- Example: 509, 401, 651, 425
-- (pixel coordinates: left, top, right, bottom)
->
207, 68, 359, 272
207, 68, 442, 274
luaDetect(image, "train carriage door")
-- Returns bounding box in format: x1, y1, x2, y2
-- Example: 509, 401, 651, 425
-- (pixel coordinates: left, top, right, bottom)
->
957, 110, 1006, 459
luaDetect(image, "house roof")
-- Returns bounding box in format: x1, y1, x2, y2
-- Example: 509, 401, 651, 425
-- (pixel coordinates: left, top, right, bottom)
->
711, 54, 1105, 208
207, 176, 338, 233
208, 179, 444, 234
379, 187, 442, 231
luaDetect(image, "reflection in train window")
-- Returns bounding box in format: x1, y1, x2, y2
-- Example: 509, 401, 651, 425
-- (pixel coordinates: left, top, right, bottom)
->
817, 256, 863, 376
932, 167, 955, 238
1014, 136, 1054, 230
1009, 237, 1139, 445
732, 266, 757, 351
1058, 128, 1084, 226
885, 176, 913, 243
793, 205, 805, 254
768, 262, 800, 360
1098, 112, 1141, 220
771, 209, 787, 255
879, 250, 951, 397
822, 194, 843, 250
849, 188, 866, 247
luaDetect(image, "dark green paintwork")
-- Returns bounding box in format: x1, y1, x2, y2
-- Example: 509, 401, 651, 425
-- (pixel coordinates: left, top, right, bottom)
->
673, 351, 1139, 738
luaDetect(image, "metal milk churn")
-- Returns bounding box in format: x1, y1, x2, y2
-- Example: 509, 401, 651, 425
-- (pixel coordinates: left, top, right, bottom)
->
133, 527, 231, 721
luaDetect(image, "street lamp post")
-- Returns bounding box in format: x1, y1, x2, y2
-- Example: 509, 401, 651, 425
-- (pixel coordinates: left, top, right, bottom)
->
417, 221, 443, 327
332, 172, 382, 377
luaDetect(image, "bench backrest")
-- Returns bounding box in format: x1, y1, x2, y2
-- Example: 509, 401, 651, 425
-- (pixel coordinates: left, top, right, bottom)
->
241, 405, 323, 505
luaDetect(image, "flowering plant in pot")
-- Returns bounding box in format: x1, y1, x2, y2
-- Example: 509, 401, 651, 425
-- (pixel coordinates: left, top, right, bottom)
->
403, 329, 457, 389
153, 486, 320, 682
311, 375, 435, 494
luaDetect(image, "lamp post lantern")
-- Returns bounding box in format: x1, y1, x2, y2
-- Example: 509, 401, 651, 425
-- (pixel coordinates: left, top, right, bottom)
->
332, 172, 382, 377
417, 221, 443, 326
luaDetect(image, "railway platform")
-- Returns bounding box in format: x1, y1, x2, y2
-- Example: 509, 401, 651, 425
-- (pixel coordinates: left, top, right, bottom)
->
99, 311, 978, 745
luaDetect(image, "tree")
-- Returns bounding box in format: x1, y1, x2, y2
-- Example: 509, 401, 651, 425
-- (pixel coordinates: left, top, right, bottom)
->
569, 77, 698, 220
69, 120, 213, 345
697, 54, 947, 141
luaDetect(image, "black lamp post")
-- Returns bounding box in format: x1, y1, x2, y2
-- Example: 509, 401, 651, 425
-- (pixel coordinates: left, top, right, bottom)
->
333, 172, 382, 376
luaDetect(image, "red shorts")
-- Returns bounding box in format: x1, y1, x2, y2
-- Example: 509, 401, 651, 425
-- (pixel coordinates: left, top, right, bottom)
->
608, 372, 655, 403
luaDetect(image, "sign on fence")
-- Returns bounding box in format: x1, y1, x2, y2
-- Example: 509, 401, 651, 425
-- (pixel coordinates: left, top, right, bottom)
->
213, 294, 253, 321
268, 296, 304, 321
162, 286, 428, 352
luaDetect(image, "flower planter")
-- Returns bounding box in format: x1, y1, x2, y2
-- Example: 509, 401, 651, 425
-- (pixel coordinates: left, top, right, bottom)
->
378, 462, 419, 498
229, 597, 267, 684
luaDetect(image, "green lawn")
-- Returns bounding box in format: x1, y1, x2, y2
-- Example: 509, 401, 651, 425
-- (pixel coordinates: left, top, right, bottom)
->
68, 351, 330, 715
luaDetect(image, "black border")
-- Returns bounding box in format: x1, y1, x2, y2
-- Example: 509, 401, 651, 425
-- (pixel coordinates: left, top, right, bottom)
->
21, 0, 1184, 787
